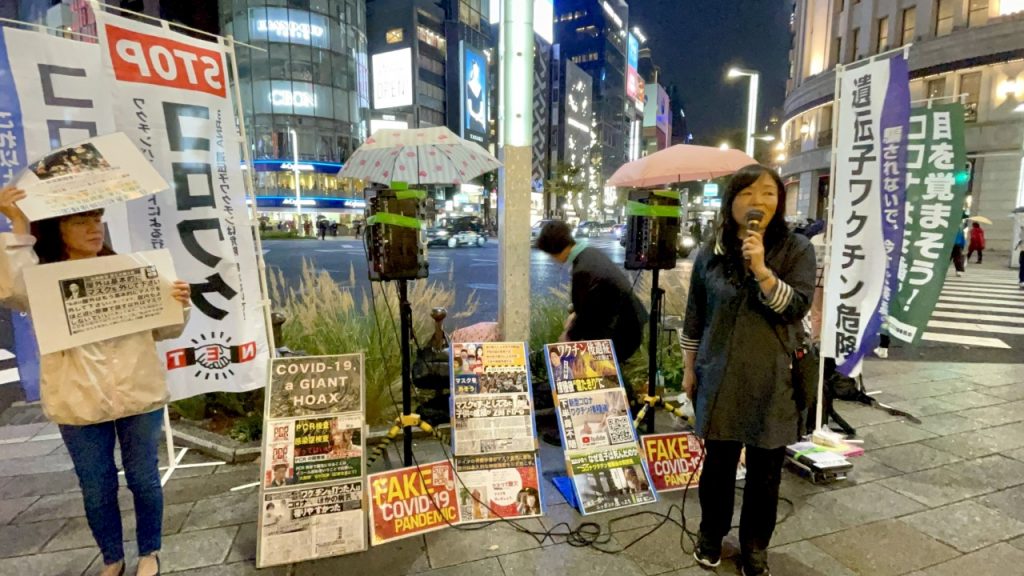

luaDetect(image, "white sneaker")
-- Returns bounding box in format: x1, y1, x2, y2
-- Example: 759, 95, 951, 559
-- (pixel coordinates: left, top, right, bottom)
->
956, 271, 963, 277
1020, 282, 1024, 290
874, 347, 889, 359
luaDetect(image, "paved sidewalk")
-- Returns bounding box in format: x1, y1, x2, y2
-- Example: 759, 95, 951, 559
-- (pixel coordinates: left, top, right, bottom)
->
2, 359, 1024, 575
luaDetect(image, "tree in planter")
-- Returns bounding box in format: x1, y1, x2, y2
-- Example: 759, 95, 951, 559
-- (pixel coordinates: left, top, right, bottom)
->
546, 162, 586, 221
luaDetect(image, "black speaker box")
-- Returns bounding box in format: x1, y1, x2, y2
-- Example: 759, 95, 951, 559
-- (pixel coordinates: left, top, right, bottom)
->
624, 190, 680, 271
366, 189, 429, 281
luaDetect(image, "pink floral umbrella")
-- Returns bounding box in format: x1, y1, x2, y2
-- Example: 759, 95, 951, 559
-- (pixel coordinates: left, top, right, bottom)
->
338, 126, 502, 185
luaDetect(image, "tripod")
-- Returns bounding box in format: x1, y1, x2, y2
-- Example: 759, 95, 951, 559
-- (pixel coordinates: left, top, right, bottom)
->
644, 269, 665, 434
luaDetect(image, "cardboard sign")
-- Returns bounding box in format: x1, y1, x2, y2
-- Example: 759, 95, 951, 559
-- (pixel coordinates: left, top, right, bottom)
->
368, 460, 461, 545
641, 432, 703, 493
22, 250, 182, 355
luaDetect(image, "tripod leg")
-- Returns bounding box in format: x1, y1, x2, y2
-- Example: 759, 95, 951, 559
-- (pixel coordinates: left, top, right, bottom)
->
398, 280, 414, 466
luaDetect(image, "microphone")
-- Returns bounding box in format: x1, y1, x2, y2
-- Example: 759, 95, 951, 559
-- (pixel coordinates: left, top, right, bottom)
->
744, 209, 765, 263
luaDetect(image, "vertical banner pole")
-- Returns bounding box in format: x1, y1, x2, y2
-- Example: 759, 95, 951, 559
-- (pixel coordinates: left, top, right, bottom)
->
815, 63, 844, 432
226, 35, 278, 353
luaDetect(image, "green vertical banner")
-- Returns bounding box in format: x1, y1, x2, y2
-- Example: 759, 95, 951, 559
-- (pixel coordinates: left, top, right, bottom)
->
888, 103, 968, 344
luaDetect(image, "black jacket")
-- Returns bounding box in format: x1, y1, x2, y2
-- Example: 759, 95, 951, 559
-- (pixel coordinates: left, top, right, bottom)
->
682, 232, 816, 449
567, 246, 649, 361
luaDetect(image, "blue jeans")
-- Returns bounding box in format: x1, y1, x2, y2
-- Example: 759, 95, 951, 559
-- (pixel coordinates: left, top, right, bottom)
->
59, 409, 164, 565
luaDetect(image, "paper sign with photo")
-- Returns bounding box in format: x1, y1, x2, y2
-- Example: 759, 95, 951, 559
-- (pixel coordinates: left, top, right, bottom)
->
22, 249, 183, 355
14, 132, 168, 221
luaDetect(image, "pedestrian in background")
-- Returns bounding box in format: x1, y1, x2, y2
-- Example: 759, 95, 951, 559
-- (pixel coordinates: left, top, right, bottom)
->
1016, 228, 1024, 289
968, 222, 986, 264
951, 226, 966, 277
681, 165, 816, 576
0, 186, 191, 576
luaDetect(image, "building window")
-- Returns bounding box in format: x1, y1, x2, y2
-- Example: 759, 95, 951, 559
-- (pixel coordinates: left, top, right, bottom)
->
926, 77, 947, 100
829, 36, 842, 68
385, 28, 403, 44
968, 0, 989, 27
876, 17, 889, 52
417, 25, 446, 52
418, 54, 444, 76
901, 7, 916, 45
935, 0, 954, 37
849, 28, 860, 62
570, 52, 599, 64
960, 72, 981, 122
459, 0, 483, 30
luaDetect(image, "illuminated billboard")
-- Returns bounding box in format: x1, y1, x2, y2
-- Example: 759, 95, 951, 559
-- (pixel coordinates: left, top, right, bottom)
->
490, 0, 555, 42
626, 33, 643, 105
371, 48, 413, 110
564, 61, 593, 168
249, 8, 330, 49
461, 43, 489, 146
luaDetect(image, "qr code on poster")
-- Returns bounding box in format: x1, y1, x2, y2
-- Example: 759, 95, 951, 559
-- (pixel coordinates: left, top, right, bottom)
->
606, 415, 634, 444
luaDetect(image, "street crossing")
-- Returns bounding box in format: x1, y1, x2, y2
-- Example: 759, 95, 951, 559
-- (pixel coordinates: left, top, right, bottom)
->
924, 267, 1024, 349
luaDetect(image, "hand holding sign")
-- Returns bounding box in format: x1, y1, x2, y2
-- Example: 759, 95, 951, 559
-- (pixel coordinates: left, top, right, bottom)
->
0, 186, 29, 235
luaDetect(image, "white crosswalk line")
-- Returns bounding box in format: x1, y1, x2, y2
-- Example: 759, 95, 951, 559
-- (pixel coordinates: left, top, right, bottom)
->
927, 320, 1024, 335
937, 295, 1023, 306
932, 310, 1024, 324
921, 332, 1012, 348
919, 269, 1022, 349
933, 302, 1024, 315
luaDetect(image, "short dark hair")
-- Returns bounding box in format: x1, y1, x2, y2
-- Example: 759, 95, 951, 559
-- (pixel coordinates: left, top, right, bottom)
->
30, 209, 115, 264
535, 220, 575, 255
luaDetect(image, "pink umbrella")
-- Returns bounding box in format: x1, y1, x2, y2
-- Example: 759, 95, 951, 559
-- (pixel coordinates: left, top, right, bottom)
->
606, 145, 757, 188
338, 126, 501, 185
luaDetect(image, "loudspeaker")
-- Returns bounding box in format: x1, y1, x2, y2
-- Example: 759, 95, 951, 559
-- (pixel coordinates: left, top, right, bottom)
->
624, 190, 679, 271
366, 189, 429, 281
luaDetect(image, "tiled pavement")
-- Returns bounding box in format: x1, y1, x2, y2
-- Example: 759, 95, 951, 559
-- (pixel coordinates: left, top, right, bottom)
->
2, 360, 1024, 575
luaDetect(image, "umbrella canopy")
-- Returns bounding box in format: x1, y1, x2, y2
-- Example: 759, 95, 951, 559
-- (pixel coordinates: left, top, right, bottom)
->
338, 126, 501, 185
606, 144, 757, 188
967, 215, 993, 225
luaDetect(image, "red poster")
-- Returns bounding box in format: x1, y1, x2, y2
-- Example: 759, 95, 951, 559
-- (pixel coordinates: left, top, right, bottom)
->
368, 460, 461, 545
454, 452, 543, 521
641, 432, 704, 493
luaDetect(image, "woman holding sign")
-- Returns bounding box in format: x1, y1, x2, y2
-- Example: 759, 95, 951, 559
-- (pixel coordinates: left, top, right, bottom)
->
680, 166, 815, 576
0, 186, 191, 576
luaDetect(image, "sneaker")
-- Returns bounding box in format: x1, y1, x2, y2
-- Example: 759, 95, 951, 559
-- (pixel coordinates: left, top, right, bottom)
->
742, 552, 771, 576
1020, 282, 1024, 290
693, 536, 722, 568
956, 271, 964, 277
874, 347, 888, 359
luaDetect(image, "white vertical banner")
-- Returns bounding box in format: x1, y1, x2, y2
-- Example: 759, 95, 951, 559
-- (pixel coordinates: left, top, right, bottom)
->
94, 12, 269, 399
822, 53, 910, 377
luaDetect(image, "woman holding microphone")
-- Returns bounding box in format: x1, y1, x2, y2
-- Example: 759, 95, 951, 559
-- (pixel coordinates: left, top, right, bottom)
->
0, 186, 191, 576
680, 165, 816, 576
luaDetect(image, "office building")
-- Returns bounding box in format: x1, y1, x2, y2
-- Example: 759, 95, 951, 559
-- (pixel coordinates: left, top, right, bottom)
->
782, 0, 1024, 251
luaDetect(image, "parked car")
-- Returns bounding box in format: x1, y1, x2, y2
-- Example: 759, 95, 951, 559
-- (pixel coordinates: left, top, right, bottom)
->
574, 220, 603, 238
612, 223, 627, 240
426, 217, 487, 248
531, 219, 556, 241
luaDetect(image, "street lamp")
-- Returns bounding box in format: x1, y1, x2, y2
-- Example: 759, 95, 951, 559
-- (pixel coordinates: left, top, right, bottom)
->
727, 67, 760, 158
289, 128, 302, 235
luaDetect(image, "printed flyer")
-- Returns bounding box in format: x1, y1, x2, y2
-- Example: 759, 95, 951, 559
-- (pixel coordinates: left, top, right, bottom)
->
259, 482, 365, 566
22, 250, 182, 355
368, 460, 461, 545
455, 451, 543, 522
641, 432, 704, 492
258, 353, 367, 566
545, 339, 657, 515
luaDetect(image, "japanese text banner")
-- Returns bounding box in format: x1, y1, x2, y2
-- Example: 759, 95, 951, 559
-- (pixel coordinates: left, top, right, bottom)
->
888, 104, 969, 344
823, 54, 910, 377
95, 13, 269, 399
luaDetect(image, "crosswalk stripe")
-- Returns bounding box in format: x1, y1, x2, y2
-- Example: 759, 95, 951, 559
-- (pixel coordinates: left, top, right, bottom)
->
937, 295, 1024, 306
931, 311, 1024, 324
941, 288, 1024, 297
927, 319, 1024, 335
921, 332, 1012, 348
933, 302, 1024, 315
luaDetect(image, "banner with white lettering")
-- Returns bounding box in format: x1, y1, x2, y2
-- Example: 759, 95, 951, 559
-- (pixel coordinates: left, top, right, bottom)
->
95, 13, 269, 399
0, 26, 116, 401
823, 54, 910, 377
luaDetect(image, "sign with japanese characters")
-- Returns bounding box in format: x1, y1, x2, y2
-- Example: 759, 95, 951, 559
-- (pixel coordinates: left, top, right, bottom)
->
95, 12, 269, 400
448, 341, 543, 522
888, 104, 969, 344
822, 53, 910, 377
14, 132, 168, 221
544, 340, 657, 515
258, 353, 367, 565
0, 25, 116, 401
22, 250, 182, 355
368, 460, 461, 545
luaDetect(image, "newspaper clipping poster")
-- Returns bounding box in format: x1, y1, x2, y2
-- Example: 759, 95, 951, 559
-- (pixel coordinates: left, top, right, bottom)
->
259, 482, 365, 566
455, 452, 543, 522
545, 339, 657, 515
368, 460, 461, 545
642, 432, 704, 493
22, 250, 182, 355
258, 353, 367, 567
14, 132, 168, 222
569, 445, 657, 514
450, 342, 537, 455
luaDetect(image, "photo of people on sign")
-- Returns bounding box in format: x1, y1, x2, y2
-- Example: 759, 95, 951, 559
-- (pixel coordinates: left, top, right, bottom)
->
368, 460, 461, 545
558, 388, 634, 451
545, 340, 622, 395
454, 452, 543, 522
264, 415, 363, 488
258, 481, 366, 566
14, 132, 169, 221
268, 354, 363, 418
461, 43, 488, 146
569, 446, 657, 514
22, 250, 183, 355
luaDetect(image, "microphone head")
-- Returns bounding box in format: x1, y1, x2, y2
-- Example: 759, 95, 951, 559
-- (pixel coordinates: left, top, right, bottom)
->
745, 209, 766, 231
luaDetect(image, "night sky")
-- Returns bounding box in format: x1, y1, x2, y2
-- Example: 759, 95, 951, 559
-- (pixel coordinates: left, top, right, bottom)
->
628, 0, 793, 144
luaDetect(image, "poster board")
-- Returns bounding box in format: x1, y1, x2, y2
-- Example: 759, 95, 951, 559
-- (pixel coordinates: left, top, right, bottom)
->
449, 341, 543, 522
545, 340, 657, 515
14, 132, 167, 221
641, 432, 703, 493
368, 460, 461, 545
257, 353, 367, 567
22, 250, 182, 355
